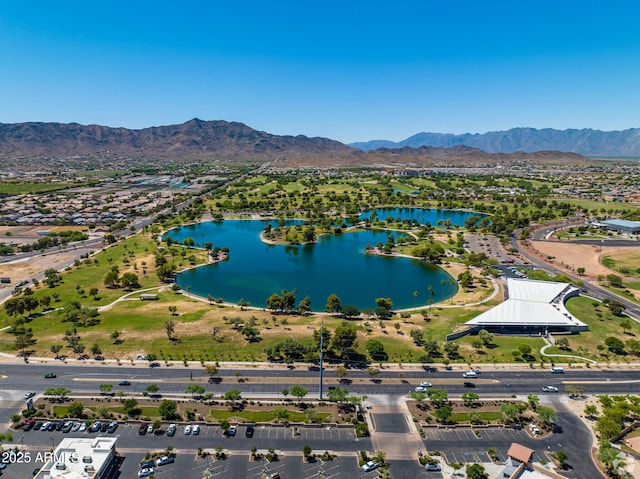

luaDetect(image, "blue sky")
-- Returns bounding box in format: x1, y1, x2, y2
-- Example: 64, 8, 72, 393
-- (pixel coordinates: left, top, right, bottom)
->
1, 1, 639, 143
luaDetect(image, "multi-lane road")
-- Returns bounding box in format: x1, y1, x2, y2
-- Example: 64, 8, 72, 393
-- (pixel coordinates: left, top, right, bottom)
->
2, 362, 638, 398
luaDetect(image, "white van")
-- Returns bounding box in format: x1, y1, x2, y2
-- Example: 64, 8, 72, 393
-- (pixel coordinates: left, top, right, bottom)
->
550, 367, 564, 373
463, 371, 477, 378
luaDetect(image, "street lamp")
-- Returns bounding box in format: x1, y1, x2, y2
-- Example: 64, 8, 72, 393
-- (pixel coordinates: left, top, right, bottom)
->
319, 315, 324, 400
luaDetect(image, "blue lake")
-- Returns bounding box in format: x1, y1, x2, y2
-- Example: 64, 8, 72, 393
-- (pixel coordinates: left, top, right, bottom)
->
165, 209, 483, 310
359, 207, 484, 227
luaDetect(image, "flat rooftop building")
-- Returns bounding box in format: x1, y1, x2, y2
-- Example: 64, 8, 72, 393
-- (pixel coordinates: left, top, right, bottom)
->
598, 218, 640, 234
35, 436, 118, 479
463, 278, 587, 334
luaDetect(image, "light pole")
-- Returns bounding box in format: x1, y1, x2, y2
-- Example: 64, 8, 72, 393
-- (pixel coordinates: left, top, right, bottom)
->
318, 315, 324, 400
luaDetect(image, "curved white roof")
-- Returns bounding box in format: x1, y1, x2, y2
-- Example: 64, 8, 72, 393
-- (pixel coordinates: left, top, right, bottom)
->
465, 278, 587, 329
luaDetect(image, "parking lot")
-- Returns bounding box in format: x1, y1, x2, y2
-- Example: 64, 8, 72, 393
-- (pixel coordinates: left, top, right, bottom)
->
1, 421, 370, 479
421, 426, 544, 466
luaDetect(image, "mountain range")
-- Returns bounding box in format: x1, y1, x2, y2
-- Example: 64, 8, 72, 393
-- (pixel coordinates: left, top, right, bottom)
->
350, 127, 640, 156
0, 119, 601, 168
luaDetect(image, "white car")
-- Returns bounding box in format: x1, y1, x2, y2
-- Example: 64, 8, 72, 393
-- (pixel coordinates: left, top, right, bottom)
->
79, 422, 87, 432
184, 425, 192, 435
362, 460, 379, 472
156, 455, 175, 466
138, 467, 154, 478
147, 424, 155, 434
415, 386, 428, 393
192, 424, 200, 435
462, 371, 477, 378
542, 385, 559, 393
419, 381, 432, 387
24, 392, 36, 399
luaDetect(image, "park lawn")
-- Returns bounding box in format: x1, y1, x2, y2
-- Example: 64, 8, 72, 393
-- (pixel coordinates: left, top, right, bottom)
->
208, 408, 330, 423
562, 296, 640, 359
52, 405, 160, 418
602, 251, 640, 279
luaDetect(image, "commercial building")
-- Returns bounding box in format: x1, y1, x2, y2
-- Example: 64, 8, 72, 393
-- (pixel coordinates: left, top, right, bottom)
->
35, 436, 118, 479
597, 218, 640, 234
457, 278, 587, 337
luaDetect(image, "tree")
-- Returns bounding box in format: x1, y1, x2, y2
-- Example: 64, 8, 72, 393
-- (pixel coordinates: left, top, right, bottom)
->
327, 387, 349, 404
290, 384, 308, 405
342, 304, 360, 318
536, 405, 556, 427
556, 336, 570, 350
146, 384, 160, 395
334, 366, 348, 382
110, 330, 121, 344
302, 444, 312, 459
164, 319, 175, 339
205, 364, 219, 381
99, 383, 113, 395
434, 404, 453, 423
365, 339, 387, 360
158, 399, 178, 420
90, 343, 102, 357
410, 391, 426, 408
168, 306, 178, 316
605, 336, 626, 354
50, 344, 63, 358
427, 389, 448, 408
297, 295, 311, 314
461, 392, 479, 407
186, 384, 205, 398
367, 367, 380, 381
527, 394, 540, 411
553, 451, 569, 469
478, 329, 493, 345
103, 270, 119, 288
466, 463, 488, 479
325, 293, 342, 314
241, 322, 260, 342
584, 404, 598, 419
443, 341, 459, 358
120, 272, 139, 289
274, 408, 290, 423
67, 402, 84, 418
500, 403, 521, 424
223, 388, 242, 405
123, 398, 140, 416
330, 322, 357, 357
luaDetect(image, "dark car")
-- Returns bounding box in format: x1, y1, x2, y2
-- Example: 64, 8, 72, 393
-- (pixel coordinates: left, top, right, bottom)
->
32, 421, 43, 431
140, 461, 155, 469
44, 373, 56, 378
55, 421, 65, 431
139, 423, 148, 435
463, 382, 476, 388
245, 424, 255, 438
46, 422, 56, 431
100, 422, 109, 432
118, 381, 131, 386
149, 362, 160, 368
107, 421, 118, 433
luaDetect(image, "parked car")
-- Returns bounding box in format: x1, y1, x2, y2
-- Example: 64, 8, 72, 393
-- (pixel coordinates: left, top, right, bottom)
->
90, 421, 101, 432
245, 424, 255, 437
146, 424, 155, 434
184, 425, 192, 435
100, 422, 109, 432
62, 421, 74, 433
192, 425, 200, 435
140, 461, 155, 469
542, 385, 559, 393
166, 424, 177, 436
118, 381, 131, 386
71, 422, 81, 432
138, 423, 148, 435
156, 455, 175, 466
40, 421, 52, 431
22, 420, 34, 432
362, 460, 379, 472
107, 421, 118, 433
424, 462, 441, 471
24, 392, 36, 399
226, 425, 237, 436
79, 422, 87, 432
32, 421, 43, 431
138, 467, 154, 478
44, 373, 56, 379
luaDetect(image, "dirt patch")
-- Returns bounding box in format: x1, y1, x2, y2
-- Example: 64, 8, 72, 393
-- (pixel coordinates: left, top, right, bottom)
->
525, 240, 639, 280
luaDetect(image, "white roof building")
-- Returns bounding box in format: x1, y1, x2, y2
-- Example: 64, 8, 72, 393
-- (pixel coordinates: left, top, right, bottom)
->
35, 436, 118, 479
463, 278, 587, 334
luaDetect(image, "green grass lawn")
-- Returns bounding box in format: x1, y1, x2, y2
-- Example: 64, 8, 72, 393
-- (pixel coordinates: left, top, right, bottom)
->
208, 408, 330, 423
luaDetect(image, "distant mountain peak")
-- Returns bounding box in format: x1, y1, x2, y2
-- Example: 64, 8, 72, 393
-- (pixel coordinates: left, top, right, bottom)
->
350, 127, 640, 156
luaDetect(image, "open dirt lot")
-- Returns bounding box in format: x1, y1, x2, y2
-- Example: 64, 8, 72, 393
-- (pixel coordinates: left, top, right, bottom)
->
527, 240, 639, 280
